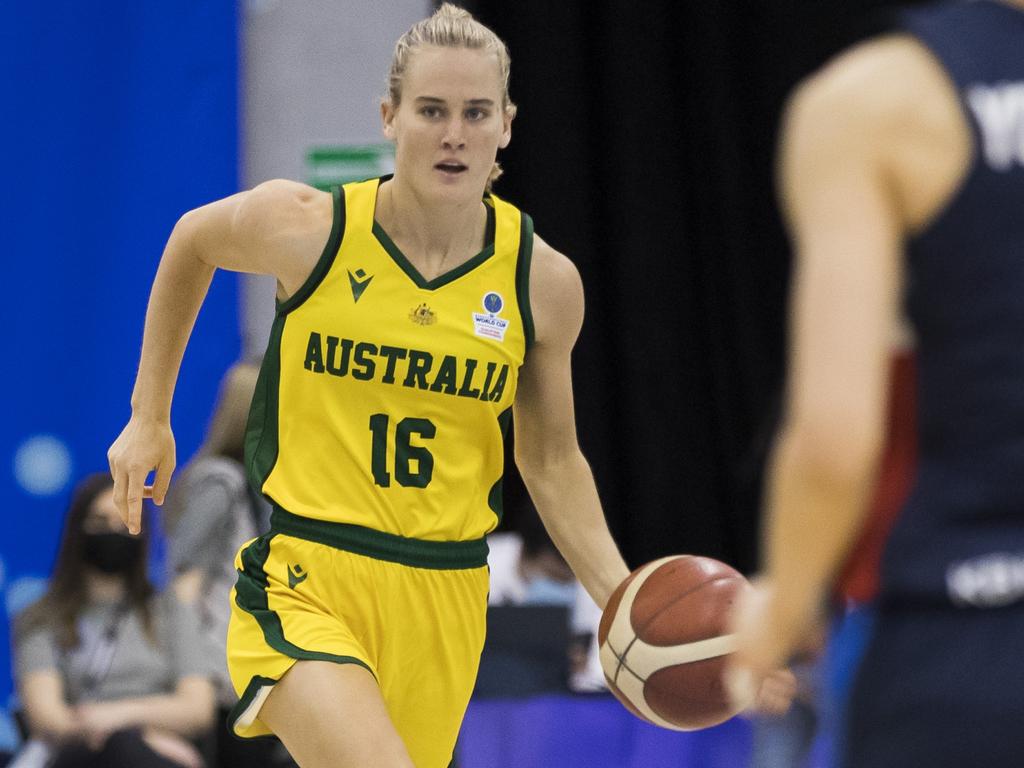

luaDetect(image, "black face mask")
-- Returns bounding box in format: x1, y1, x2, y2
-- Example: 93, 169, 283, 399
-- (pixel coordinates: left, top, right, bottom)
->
82, 532, 143, 574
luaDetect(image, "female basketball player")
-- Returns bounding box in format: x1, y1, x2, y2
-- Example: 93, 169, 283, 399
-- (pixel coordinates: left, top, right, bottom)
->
108, 6, 630, 766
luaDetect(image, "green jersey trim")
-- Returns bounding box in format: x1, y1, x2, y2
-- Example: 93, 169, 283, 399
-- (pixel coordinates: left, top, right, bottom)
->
269, 505, 489, 570
515, 212, 536, 350
371, 204, 497, 291
487, 407, 513, 524
245, 187, 346, 500
277, 185, 345, 315
244, 313, 285, 498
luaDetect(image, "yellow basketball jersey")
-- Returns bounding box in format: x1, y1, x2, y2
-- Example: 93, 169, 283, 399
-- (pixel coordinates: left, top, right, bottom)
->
245, 177, 533, 547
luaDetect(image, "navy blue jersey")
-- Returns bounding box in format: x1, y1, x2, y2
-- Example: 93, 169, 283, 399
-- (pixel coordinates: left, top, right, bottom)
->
881, 1, 1024, 607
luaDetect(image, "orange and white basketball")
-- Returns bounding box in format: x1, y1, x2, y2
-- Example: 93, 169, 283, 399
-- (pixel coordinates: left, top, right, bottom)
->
598, 555, 752, 730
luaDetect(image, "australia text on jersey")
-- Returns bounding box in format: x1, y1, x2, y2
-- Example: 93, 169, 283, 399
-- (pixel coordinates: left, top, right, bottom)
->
302, 332, 510, 402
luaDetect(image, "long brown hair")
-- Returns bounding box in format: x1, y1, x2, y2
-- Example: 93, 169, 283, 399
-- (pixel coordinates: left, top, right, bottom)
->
17, 473, 154, 650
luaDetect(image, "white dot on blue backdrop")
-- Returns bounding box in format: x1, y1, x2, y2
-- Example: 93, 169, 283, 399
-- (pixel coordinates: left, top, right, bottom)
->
14, 434, 73, 496
6, 577, 49, 619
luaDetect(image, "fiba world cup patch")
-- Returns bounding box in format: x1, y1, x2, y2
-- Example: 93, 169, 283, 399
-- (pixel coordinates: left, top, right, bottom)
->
473, 291, 509, 341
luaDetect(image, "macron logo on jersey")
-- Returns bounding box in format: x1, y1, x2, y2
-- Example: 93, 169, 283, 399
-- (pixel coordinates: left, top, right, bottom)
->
287, 563, 308, 590
348, 269, 373, 303
966, 82, 1024, 172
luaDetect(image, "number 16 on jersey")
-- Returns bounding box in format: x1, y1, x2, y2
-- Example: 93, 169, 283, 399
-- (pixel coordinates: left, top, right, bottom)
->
369, 414, 436, 489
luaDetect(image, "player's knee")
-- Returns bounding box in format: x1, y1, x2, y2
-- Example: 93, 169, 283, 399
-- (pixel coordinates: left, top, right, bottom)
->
260, 665, 413, 768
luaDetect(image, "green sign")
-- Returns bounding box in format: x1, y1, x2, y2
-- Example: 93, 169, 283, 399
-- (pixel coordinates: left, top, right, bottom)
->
306, 144, 395, 189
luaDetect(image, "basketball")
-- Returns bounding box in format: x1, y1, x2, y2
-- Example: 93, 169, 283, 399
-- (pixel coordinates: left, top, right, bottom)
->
598, 555, 751, 731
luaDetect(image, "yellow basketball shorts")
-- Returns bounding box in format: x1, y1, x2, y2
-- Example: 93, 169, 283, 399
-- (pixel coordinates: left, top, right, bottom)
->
226, 507, 490, 768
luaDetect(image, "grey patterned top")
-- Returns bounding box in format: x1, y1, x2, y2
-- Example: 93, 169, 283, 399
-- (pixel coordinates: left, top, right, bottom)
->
15, 592, 217, 704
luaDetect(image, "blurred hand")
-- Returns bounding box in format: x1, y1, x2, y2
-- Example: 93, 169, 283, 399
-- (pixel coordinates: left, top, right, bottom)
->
725, 579, 818, 713
75, 701, 131, 751
172, 570, 203, 605
142, 728, 204, 768
107, 416, 176, 534
751, 667, 798, 715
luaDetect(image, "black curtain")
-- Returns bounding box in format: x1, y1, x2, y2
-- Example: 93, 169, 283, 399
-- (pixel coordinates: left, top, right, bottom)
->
469, 1, 921, 572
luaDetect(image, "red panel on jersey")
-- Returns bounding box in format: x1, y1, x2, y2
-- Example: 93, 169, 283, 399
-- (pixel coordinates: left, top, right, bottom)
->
835, 351, 918, 604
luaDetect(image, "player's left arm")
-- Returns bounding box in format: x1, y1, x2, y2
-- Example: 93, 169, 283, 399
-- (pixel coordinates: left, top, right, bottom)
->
513, 236, 630, 609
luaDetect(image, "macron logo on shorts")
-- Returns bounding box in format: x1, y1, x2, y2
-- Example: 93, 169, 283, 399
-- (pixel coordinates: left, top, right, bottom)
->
287, 563, 308, 590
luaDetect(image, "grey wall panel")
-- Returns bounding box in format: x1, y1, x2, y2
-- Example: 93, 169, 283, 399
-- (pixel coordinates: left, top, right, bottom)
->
242, 0, 429, 358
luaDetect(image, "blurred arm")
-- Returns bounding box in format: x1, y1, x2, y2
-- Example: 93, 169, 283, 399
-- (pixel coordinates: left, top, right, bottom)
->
513, 236, 630, 609
76, 676, 216, 739
728, 39, 971, 701
19, 671, 80, 743
760, 45, 912, 644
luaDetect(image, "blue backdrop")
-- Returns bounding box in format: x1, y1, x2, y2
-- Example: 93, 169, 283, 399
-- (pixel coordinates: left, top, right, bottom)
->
0, 1, 240, 749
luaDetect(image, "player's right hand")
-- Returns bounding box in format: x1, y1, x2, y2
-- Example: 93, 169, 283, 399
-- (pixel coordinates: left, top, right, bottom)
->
107, 416, 176, 535
725, 578, 819, 712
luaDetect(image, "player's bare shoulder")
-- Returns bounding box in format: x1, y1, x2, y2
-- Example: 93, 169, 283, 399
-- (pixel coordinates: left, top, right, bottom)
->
791, 36, 953, 123
787, 35, 970, 232
179, 178, 333, 296
528, 235, 585, 350
235, 179, 334, 296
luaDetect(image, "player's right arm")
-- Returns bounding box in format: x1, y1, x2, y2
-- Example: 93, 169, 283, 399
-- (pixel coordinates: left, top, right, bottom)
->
727, 35, 969, 697
108, 180, 332, 533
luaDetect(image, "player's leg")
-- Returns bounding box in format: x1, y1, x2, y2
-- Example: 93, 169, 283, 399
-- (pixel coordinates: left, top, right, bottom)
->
227, 533, 409, 766
381, 563, 490, 767
260, 660, 414, 768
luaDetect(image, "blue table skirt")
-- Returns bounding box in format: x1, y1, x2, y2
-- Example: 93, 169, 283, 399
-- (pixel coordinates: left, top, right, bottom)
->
457, 695, 753, 768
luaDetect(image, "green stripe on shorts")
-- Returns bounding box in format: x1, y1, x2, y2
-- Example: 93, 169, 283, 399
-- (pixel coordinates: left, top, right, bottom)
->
233, 535, 375, 672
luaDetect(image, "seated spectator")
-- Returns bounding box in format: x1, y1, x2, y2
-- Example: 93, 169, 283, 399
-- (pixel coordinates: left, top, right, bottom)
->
13, 473, 216, 768
162, 361, 292, 768
162, 362, 262, 685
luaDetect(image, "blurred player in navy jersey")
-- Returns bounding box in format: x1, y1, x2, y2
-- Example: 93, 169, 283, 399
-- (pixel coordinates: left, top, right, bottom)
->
729, 1, 1024, 766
